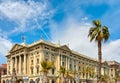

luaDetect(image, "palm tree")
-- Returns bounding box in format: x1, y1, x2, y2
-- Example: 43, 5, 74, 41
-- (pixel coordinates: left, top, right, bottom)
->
72, 70, 78, 83
88, 20, 110, 83
82, 66, 92, 83
59, 66, 66, 83
100, 74, 110, 82
66, 70, 71, 82
40, 60, 53, 83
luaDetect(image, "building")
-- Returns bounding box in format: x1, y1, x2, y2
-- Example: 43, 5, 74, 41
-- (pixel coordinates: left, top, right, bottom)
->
0, 64, 7, 83
1, 39, 109, 83
107, 61, 120, 83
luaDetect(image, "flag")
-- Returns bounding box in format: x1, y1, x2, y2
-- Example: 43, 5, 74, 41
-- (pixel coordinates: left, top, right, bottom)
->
22, 35, 24, 41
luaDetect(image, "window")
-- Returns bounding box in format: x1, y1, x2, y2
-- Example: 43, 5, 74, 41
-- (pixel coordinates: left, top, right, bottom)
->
37, 67, 39, 74
4, 70, 6, 74
79, 66, 80, 70
62, 55, 65, 58
37, 52, 39, 54
45, 51, 49, 55
74, 65, 76, 70
70, 64, 72, 70
52, 54, 54, 57
31, 60, 33, 65
52, 69, 55, 75
37, 59, 39, 64
62, 62, 64, 66
31, 68, 33, 74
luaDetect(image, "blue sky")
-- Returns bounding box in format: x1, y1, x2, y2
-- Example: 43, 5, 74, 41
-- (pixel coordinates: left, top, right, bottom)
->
0, 0, 120, 64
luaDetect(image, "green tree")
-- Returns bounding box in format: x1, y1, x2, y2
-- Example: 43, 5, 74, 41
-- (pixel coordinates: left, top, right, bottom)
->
40, 60, 53, 83
88, 20, 110, 83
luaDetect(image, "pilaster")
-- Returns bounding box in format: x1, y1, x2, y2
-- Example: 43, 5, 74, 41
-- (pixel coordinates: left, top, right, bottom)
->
24, 54, 26, 74
15, 56, 17, 73
19, 55, 21, 74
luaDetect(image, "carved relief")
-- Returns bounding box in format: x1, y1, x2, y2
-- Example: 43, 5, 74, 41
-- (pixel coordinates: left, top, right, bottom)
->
10, 44, 24, 52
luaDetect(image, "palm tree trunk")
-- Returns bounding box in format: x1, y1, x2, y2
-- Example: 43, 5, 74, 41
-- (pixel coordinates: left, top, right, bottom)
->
98, 40, 102, 83
61, 74, 65, 83
43, 72, 48, 83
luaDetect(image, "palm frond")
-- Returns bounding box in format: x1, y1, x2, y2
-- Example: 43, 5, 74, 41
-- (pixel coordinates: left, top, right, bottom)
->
41, 60, 47, 68
40, 60, 53, 74
102, 26, 110, 42
46, 62, 53, 70
60, 66, 66, 74
93, 20, 101, 27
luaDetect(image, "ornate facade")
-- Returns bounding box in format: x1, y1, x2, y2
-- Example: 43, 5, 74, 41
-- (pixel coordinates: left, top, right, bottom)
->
107, 61, 120, 83
1, 39, 109, 83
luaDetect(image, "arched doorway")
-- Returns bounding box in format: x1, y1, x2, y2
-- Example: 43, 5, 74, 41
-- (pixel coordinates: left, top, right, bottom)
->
35, 78, 40, 83
30, 79, 35, 83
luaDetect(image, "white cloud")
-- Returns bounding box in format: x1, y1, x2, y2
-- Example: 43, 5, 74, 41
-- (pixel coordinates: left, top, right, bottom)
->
103, 39, 120, 62
51, 18, 120, 62
0, 37, 13, 55
0, 37, 13, 64
0, 0, 53, 34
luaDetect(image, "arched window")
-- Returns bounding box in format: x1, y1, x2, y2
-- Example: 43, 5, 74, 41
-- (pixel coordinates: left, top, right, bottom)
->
37, 59, 39, 63
52, 69, 55, 75
31, 60, 33, 65
31, 67, 34, 74
37, 67, 39, 74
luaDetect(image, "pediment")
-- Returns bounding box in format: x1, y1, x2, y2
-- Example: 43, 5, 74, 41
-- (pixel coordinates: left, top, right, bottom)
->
102, 61, 109, 66
10, 44, 24, 52
60, 45, 71, 51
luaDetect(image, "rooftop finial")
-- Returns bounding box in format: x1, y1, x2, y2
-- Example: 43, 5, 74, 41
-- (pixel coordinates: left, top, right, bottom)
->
22, 35, 24, 41
58, 40, 60, 45
22, 35, 26, 46
40, 35, 43, 40
67, 43, 69, 47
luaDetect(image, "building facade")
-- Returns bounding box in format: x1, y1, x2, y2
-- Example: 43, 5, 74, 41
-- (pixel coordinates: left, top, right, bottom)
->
1, 39, 109, 83
107, 61, 120, 83
0, 64, 7, 83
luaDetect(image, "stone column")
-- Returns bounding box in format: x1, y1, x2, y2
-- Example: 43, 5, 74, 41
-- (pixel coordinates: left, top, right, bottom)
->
11, 58, 13, 74
71, 59, 74, 70
68, 57, 70, 70
7, 60, 9, 75
61, 55, 62, 66
24, 54, 26, 74
66, 56, 67, 70
15, 56, 17, 73
57, 53, 61, 83
19, 55, 21, 74
34, 54, 36, 75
